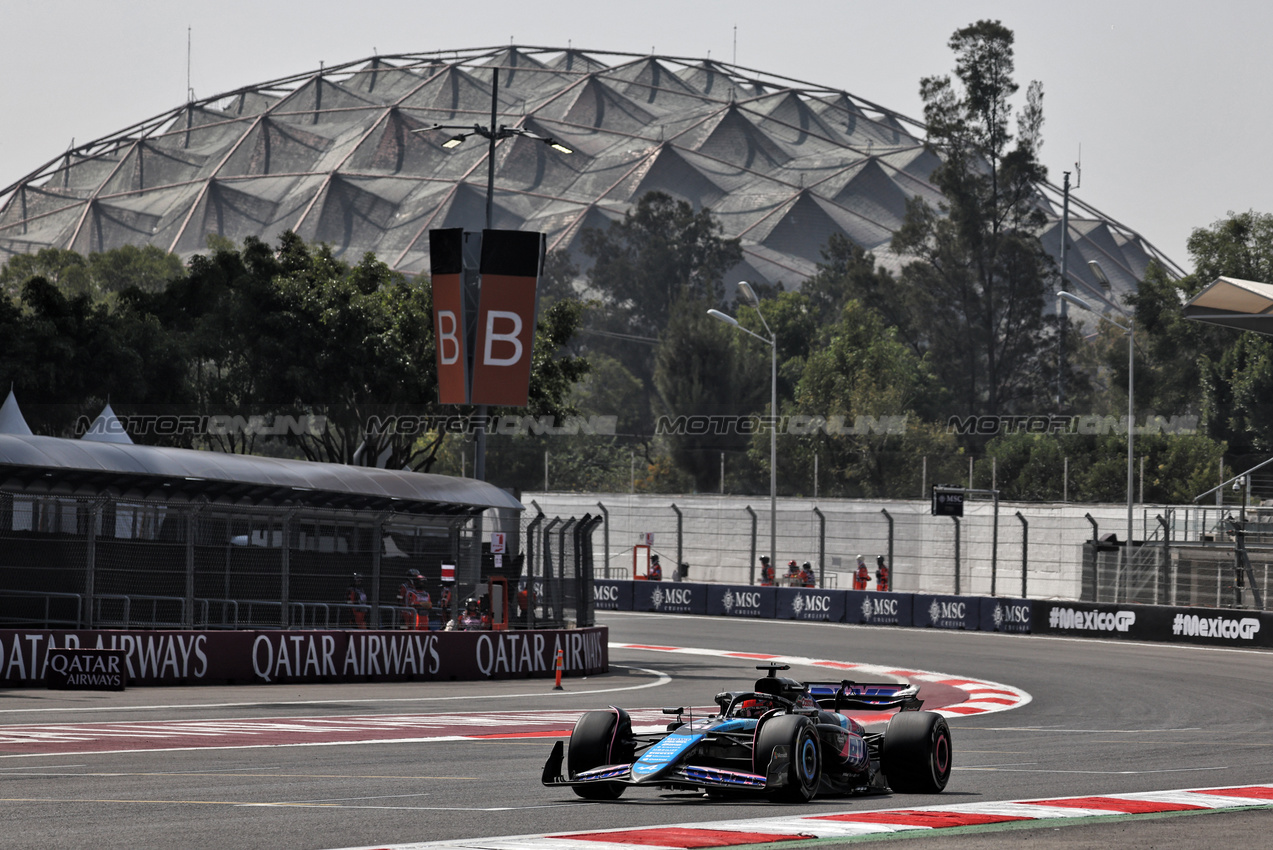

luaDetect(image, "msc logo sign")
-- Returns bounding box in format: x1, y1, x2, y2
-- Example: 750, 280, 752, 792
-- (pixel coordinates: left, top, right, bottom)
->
861, 597, 899, 621
792, 594, 832, 617
928, 600, 967, 626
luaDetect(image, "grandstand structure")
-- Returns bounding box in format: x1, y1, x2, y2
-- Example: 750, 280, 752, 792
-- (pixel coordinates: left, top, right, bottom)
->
0, 45, 1177, 305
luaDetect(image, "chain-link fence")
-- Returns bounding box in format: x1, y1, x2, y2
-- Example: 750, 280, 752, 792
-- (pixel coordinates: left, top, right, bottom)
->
515, 508, 601, 629
523, 492, 1271, 609
0, 489, 524, 630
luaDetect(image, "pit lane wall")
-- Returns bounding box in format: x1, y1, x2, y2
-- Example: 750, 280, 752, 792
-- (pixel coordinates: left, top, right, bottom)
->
598, 580, 1272, 650
0, 627, 607, 687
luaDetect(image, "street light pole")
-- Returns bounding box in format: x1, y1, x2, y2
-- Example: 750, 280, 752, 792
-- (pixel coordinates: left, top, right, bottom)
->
416, 67, 571, 482
709, 281, 778, 572
1058, 287, 1135, 552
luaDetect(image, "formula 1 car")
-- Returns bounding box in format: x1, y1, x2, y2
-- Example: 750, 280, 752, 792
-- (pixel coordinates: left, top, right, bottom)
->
542, 664, 951, 802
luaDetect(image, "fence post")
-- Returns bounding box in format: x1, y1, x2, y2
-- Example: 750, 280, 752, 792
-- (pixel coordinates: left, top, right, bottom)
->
881, 508, 894, 589
671, 503, 683, 578
1016, 511, 1028, 598
991, 490, 1000, 597
370, 514, 385, 627
524, 508, 544, 628
597, 501, 609, 579
1085, 512, 1099, 602
84, 500, 100, 629
1157, 514, 1170, 605
280, 511, 292, 628
953, 515, 961, 596
745, 505, 757, 584
185, 506, 197, 629
813, 506, 825, 587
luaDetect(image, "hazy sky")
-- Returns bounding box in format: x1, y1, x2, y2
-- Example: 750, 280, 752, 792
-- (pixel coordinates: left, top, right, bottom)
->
2, 0, 1268, 275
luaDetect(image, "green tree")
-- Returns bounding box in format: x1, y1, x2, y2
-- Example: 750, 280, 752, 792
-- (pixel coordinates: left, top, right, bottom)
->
579, 191, 743, 448
767, 300, 955, 498
891, 20, 1058, 417
3, 234, 590, 486
1131, 211, 1273, 455
652, 295, 768, 492
1, 244, 182, 300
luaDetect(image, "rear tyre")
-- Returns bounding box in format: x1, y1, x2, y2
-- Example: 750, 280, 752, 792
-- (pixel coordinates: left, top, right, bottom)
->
568, 709, 633, 800
882, 711, 951, 793
754, 714, 821, 802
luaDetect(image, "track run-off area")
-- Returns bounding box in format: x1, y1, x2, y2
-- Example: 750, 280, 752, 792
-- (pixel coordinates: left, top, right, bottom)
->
2, 611, 1271, 849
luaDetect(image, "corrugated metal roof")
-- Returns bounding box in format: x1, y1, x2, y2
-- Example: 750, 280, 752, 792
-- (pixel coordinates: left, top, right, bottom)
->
0, 433, 521, 514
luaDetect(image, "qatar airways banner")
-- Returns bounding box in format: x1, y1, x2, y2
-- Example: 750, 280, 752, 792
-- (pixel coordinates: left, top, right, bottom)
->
0, 627, 607, 687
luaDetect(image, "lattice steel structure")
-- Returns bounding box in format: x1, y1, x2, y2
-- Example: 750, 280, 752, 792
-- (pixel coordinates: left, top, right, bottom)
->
1, 46, 1177, 302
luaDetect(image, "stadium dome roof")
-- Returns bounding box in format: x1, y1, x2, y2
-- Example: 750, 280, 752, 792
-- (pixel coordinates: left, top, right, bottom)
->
0, 46, 1178, 307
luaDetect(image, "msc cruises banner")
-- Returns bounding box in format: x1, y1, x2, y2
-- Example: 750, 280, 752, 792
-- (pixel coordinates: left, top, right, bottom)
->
912, 594, 981, 630
631, 581, 708, 615
706, 585, 778, 619
593, 580, 633, 611
0, 627, 608, 687
844, 591, 914, 628
775, 587, 847, 622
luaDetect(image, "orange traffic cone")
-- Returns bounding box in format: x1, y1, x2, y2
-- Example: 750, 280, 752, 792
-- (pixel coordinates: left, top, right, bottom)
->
553, 648, 564, 690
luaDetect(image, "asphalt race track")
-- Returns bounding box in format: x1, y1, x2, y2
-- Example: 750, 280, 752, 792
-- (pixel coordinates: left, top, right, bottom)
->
2, 612, 1272, 850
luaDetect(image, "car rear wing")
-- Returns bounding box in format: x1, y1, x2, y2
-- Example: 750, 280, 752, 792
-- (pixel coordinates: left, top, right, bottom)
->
806, 681, 924, 712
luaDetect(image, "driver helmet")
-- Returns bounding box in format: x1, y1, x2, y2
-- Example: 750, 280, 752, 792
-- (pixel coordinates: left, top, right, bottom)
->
736, 698, 769, 719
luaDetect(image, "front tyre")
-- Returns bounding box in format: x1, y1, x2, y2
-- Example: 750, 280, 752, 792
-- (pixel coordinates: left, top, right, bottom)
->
882, 711, 951, 793
755, 714, 821, 802
568, 709, 633, 800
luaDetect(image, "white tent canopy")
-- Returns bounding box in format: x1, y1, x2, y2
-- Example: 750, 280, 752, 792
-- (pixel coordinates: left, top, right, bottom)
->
0, 388, 33, 436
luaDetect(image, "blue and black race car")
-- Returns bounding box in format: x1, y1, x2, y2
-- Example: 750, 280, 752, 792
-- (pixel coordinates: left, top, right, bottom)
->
543, 664, 951, 802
